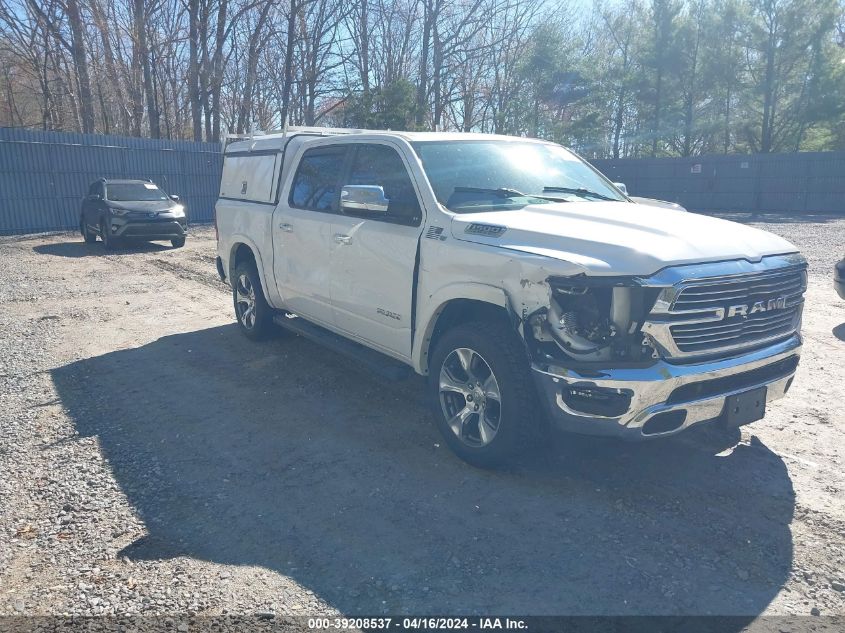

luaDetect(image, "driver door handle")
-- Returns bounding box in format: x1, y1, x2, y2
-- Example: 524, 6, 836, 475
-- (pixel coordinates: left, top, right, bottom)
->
279, 223, 294, 232
334, 234, 352, 245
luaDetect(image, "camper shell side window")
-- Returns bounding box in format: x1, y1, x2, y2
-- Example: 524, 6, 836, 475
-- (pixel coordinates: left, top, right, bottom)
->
220, 150, 281, 204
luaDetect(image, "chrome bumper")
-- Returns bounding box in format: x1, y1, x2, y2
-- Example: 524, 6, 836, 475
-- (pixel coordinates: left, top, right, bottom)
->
531, 335, 801, 439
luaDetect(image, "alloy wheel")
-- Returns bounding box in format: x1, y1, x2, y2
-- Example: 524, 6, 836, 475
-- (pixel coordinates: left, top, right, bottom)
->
235, 273, 257, 329
438, 347, 502, 447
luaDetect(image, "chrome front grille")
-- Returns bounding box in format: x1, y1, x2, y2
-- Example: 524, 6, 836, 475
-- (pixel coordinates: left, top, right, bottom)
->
670, 303, 801, 353
669, 267, 805, 354
671, 268, 806, 311
642, 257, 807, 361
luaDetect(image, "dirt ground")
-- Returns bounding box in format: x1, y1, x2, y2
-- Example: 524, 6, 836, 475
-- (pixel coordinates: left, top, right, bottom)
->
1, 217, 843, 620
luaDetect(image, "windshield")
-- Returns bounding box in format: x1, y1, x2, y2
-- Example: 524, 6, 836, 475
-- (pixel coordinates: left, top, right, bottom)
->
106, 183, 168, 202
411, 141, 626, 213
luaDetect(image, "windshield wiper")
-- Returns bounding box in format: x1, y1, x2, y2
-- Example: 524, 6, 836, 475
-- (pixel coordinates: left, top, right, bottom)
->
453, 186, 529, 198
541, 186, 616, 201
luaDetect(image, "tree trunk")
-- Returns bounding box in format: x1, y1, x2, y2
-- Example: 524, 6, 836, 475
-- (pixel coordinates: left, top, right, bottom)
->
280, 0, 298, 127
415, 0, 432, 128
38, 34, 52, 130
135, 0, 160, 138
236, 0, 273, 133
130, 0, 145, 135
760, 24, 776, 153
188, 0, 203, 141
431, 12, 443, 129
359, 0, 370, 96
612, 85, 626, 159
89, 0, 131, 133
651, 65, 662, 157
210, 0, 228, 142
65, 0, 95, 133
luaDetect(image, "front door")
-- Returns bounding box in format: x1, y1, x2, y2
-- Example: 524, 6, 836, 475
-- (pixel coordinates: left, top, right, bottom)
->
330, 143, 424, 358
83, 181, 105, 232
272, 145, 347, 327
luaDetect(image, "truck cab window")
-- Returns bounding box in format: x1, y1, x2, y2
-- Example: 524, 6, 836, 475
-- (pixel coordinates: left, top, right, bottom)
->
345, 144, 421, 226
290, 147, 346, 211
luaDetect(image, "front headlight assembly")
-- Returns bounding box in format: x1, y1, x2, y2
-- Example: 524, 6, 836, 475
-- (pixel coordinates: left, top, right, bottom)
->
529, 277, 662, 363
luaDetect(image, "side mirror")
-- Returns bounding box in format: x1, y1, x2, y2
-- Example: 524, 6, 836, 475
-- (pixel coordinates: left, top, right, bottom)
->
341, 185, 389, 213
613, 182, 628, 195
169, 194, 181, 203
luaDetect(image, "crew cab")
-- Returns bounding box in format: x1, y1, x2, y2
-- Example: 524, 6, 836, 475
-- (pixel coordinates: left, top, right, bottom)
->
215, 128, 806, 466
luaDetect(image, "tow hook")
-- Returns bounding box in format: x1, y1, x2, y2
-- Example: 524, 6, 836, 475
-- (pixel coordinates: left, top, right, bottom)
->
642, 334, 660, 359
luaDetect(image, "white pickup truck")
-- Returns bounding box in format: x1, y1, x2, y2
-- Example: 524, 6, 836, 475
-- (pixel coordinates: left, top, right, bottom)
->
214, 127, 806, 466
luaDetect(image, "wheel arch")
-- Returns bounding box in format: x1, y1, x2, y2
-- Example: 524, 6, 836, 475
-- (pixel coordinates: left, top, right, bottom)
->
412, 285, 520, 375
228, 239, 273, 303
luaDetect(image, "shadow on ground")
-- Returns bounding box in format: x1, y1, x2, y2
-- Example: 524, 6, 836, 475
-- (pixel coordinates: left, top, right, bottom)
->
834, 324, 845, 342
33, 240, 173, 258
51, 324, 795, 618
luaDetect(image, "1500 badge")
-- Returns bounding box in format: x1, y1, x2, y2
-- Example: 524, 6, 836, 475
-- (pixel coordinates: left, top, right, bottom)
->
377, 308, 401, 321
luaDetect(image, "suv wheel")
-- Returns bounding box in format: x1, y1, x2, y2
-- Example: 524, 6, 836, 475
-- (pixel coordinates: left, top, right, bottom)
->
81, 219, 97, 244
100, 219, 117, 250
232, 261, 273, 340
428, 321, 538, 467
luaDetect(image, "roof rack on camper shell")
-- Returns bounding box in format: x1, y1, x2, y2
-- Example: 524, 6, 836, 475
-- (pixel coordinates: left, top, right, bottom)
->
223, 126, 394, 153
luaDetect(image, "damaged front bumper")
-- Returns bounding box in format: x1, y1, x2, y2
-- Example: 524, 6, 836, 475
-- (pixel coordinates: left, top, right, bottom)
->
531, 334, 801, 439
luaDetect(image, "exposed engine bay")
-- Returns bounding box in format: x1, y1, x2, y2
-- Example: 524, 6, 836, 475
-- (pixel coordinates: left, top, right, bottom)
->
527, 277, 661, 364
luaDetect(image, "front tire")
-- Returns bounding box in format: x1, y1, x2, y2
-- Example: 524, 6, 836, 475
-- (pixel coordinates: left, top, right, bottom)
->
171, 236, 186, 248
100, 219, 117, 250
232, 261, 273, 340
81, 219, 97, 244
428, 321, 538, 467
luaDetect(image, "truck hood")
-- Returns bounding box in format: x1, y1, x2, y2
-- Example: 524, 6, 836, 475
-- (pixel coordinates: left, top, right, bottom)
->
450, 201, 799, 276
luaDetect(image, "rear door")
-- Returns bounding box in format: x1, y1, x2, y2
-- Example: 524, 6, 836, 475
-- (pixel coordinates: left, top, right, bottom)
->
272, 144, 348, 327
329, 143, 424, 358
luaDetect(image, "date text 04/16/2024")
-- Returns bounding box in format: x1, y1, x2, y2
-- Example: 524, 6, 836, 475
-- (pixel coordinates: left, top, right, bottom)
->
307, 618, 528, 630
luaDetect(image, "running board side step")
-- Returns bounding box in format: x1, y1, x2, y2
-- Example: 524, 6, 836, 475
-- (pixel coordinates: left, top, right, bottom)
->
272, 313, 413, 382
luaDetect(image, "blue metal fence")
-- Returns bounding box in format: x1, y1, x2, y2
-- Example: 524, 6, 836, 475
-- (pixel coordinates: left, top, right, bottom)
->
1, 128, 843, 235
0, 127, 222, 235
591, 151, 845, 215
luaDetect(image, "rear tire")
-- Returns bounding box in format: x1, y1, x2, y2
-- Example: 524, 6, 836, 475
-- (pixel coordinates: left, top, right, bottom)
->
428, 320, 538, 467
232, 261, 273, 340
171, 236, 186, 248
81, 219, 96, 244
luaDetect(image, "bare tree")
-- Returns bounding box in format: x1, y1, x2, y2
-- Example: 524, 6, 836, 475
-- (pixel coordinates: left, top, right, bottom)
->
0, 0, 841, 152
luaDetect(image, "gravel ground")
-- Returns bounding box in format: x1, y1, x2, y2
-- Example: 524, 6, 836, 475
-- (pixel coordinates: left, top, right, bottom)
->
0, 218, 843, 623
